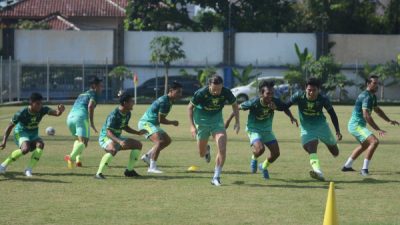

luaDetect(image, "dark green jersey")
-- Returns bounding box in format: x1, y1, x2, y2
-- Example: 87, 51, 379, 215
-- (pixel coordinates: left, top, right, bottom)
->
12, 106, 51, 132
240, 97, 287, 132
289, 91, 333, 127
349, 90, 377, 126
69, 89, 98, 118
99, 107, 131, 138
140, 95, 172, 125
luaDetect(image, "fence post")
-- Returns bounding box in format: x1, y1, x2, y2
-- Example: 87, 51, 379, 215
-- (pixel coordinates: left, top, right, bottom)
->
17, 60, 20, 102
82, 60, 85, 92
105, 57, 109, 101
0, 56, 2, 104
47, 58, 50, 102
8, 56, 11, 102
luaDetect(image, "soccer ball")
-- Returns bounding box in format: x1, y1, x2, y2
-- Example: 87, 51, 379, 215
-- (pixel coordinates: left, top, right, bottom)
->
45, 126, 55, 136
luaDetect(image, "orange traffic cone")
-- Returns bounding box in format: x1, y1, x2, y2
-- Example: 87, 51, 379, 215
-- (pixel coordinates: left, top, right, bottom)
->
323, 182, 339, 225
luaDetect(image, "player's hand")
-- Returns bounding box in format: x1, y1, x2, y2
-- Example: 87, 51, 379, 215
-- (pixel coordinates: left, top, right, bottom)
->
58, 104, 65, 113
291, 118, 298, 127
190, 125, 197, 138
119, 140, 127, 149
389, 120, 399, 126
0, 141, 6, 150
138, 129, 148, 136
377, 129, 386, 137
233, 122, 240, 134
336, 132, 343, 141
91, 125, 98, 134
172, 121, 179, 126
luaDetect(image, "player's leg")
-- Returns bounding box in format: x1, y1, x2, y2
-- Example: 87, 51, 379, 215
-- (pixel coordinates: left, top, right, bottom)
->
247, 131, 265, 173
0, 132, 32, 173
303, 139, 324, 181
211, 130, 227, 186
147, 132, 171, 173
25, 139, 45, 176
66, 116, 88, 168
137, 121, 155, 165
118, 138, 143, 177
196, 124, 211, 163
359, 135, 379, 176
262, 140, 280, 179
95, 139, 118, 179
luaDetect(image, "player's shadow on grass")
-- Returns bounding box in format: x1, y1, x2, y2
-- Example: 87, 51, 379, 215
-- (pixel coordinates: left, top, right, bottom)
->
231, 180, 327, 189
0, 172, 70, 183
334, 178, 400, 184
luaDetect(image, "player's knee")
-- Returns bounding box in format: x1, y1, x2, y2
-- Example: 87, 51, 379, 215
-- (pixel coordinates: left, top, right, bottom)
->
21, 147, 30, 154
37, 142, 44, 149
371, 138, 379, 147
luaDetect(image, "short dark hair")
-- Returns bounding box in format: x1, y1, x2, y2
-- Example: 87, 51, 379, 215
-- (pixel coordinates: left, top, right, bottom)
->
306, 77, 321, 88
208, 75, 223, 85
30, 92, 43, 102
119, 92, 133, 105
89, 76, 102, 85
168, 81, 183, 90
366, 75, 379, 85
258, 80, 275, 93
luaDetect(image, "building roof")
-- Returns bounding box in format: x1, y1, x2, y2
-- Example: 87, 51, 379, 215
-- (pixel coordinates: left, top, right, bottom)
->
41, 14, 80, 30
0, 0, 127, 19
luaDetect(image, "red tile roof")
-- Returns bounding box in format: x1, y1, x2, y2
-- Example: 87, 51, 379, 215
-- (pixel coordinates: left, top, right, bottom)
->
42, 14, 80, 30
0, 0, 127, 19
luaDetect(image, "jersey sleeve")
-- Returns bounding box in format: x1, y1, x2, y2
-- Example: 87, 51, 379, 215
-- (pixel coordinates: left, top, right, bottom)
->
159, 100, 171, 115
89, 92, 97, 106
42, 106, 52, 115
273, 98, 288, 111
289, 91, 301, 104
224, 88, 237, 105
11, 110, 22, 124
190, 89, 203, 106
105, 113, 117, 130
362, 94, 373, 112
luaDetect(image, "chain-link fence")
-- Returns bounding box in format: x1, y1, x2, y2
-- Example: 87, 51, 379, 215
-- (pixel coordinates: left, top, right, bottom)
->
0, 58, 115, 103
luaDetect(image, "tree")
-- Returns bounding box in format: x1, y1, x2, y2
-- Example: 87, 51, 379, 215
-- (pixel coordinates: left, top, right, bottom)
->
14, 20, 50, 30
284, 43, 313, 87
373, 60, 400, 100
109, 66, 133, 95
150, 36, 186, 95
231, 64, 260, 86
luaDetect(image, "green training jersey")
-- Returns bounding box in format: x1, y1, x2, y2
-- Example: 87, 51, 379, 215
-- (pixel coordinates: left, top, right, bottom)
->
99, 107, 131, 139
12, 106, 51, 132
289, 91, 332, 127
240, 97, 287, 132
139, 95, 172, 125
349, 90, 377, 126
191, 86, 236, 124
69, 89, 98, 118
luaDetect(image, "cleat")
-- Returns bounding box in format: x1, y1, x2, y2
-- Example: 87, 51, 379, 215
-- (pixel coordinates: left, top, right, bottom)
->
341, 166, 356, 172
24, 169, 33, 177
76, 162, 83, 167
141, 154, 150, 166
94, 173, 106, 179
258, 163, 269, 179
360, 169, 369, 176
211, 177, 221, 186
124, 169, 141, 177
309, 170, 325, 181
205, 145, 211, 163
64, 155, 73, 169
250, 159, 257, 173
0, 165, 6, 174
147, 168, 163, 174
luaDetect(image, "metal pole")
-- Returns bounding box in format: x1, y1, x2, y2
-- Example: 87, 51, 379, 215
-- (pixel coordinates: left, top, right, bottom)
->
0, 56, 3, 104
47, 58, 50, 102
8, 56, 12, 102
82, 60, 85, 92
155, 63, 158, 98
17, 60, 20, 101
105, 57, 108, 101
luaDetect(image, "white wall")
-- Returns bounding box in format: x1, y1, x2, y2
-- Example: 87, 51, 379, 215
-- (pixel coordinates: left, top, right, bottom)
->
14, 30, 113, 64
124, 31, 223, 66
235, 33, 317, 66
330, 34, 400, 66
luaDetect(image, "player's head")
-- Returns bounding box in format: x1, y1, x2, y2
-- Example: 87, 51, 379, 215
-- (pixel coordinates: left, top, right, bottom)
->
208, 75, 223, 96
366, 75, 379, 93
119, 92, 134, 110
305, 77, 320, 100
29, 92, 43, 112
259, 80, 275, 102
89, 76, 103, 94
168, 81, 183, 99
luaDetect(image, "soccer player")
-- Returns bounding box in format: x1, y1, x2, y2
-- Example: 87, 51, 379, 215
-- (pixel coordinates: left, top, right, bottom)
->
0, 93, 65, 177
342, 75, 399, 176
95, 92, 146, 179
139, 81, 183, 173
225, 80, 298, 179
188, 75, 240, 186
287, 77, 342, 181
65, 76, 102, 168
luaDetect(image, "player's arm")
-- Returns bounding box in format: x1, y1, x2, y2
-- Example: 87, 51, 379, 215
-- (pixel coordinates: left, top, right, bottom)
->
187, 102, 196, 138
363, 109, 385, 136
106, 129, 124, 146
124, 126, 147, 136
48, 104, 65, 116
159, 114, 178, 126
225, 112, 235, 129
0, 122, 15, 150
88, 100, 98, 133
231, 102, 240, 134
326, 108, 342, 140
374, 106, 399, 126
283, 108, 298, 127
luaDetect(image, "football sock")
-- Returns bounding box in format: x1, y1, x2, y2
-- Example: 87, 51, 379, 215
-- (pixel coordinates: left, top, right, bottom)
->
70, 140, 85, 161
127, 150, 140, 171
362, 159, 370, 170
146, 147, 154, 157
27, 148, 43, 169
96, 153, 113, 174
344, 157, 354, 168
309, 153, 321, 172
150, 159, 157, 169
251, 155, 257, 160
262, 159, 270, 169
213, 166, 222, 179
2, 149, 23, 166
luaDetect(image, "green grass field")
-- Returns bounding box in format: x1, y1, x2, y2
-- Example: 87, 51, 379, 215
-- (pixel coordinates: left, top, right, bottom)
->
0, 104, 399, 225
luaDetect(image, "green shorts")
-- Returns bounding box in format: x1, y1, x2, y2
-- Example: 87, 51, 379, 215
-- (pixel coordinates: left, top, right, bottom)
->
195, 120, 225, 141
67, 114, 90, 138
99, 136, 127, 151
247, 130, 277, 146
14, 129, 42, 147
138, 121, 165, 139
300, 122, 336, 146
348, 121, 372, 143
